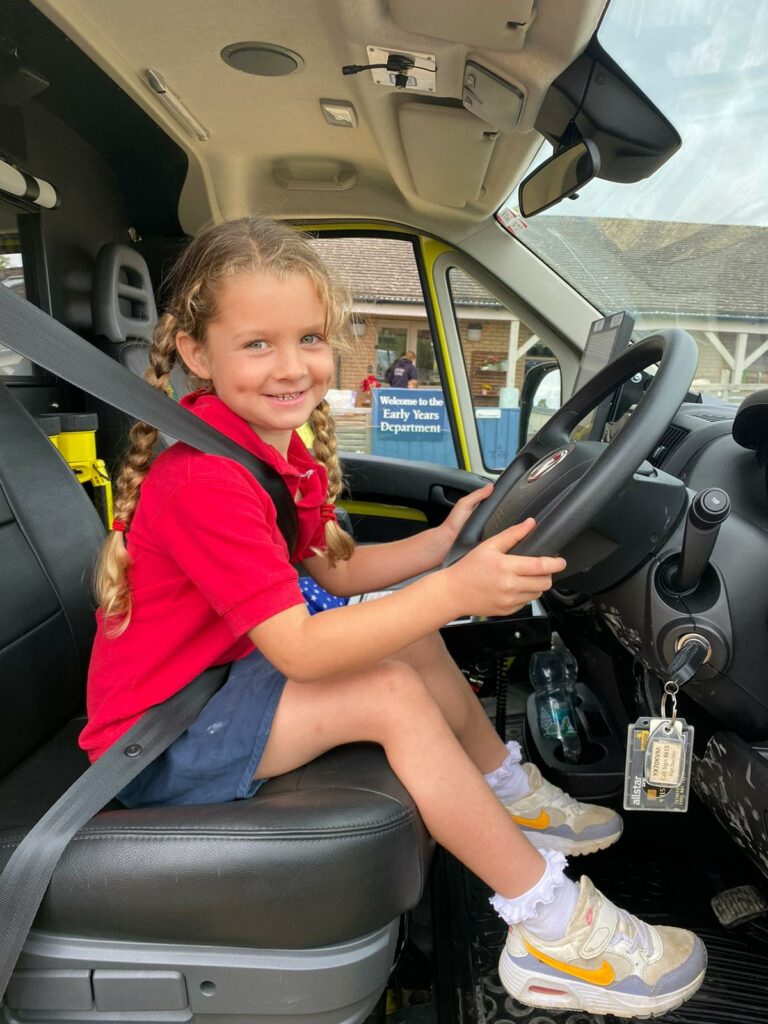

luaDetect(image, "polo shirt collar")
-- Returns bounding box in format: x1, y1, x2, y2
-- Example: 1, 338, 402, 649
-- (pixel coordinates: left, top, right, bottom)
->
179, 391, 319, 485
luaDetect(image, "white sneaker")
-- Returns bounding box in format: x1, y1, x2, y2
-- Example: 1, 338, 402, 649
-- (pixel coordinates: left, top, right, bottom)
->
503, 764, 623, 856
499, 875, 707, 1018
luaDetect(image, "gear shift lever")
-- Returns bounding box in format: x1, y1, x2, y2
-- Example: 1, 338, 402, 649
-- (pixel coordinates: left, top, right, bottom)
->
672, 488, 730, 594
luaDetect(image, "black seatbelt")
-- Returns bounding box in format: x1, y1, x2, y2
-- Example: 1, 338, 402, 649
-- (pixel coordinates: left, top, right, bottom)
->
0, 283, 298, 553
0, 283, 301, 997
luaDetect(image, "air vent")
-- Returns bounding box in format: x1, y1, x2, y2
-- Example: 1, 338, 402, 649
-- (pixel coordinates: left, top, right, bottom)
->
649, 425, 689, 467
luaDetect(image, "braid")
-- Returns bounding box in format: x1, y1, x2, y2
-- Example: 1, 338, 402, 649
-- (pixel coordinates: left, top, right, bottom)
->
309, 400, 355, 566
93, 314, 179, 634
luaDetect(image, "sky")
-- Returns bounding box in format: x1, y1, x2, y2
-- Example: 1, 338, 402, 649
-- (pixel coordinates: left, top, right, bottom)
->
542, 0, 768, 226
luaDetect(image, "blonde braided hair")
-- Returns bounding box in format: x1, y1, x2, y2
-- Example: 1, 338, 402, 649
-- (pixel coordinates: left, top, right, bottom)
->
94, 217, 355, 634
309, 399, 355, 565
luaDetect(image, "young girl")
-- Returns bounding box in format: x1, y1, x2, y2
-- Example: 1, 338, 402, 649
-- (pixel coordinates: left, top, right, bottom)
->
80, 218, 705, 1018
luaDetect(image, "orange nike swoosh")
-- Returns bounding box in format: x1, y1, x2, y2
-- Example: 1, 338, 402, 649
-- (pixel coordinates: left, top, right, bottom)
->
511, 809, 550, 829
524, 940, 616, 986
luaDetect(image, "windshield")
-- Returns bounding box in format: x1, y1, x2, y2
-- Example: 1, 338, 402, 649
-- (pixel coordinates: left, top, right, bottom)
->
499, 0, 768, 404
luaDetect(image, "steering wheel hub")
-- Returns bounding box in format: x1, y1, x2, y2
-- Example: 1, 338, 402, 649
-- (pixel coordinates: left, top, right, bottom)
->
528, 448, 571, 481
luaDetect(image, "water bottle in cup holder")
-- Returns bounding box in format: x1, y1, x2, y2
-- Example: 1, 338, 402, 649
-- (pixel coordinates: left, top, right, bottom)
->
529, 649, 582, 764
551, 631, 579, 704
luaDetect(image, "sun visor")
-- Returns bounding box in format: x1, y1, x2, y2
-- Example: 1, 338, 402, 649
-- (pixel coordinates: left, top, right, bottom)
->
389, 0, 536, 52
399, 104, 496, 209
0, 157, 58, 209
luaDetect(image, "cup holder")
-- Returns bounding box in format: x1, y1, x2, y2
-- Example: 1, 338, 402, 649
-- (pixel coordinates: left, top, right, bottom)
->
526, 684, 627, 799
552, 740, 607, 766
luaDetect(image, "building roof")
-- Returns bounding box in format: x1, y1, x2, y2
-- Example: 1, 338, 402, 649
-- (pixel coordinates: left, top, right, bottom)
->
313, 220, 768, 323
521, 217, 768, 324
311, 237, 498, 307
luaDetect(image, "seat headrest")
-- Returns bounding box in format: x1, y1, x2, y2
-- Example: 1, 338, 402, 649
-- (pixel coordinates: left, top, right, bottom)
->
92, 243, 157, 344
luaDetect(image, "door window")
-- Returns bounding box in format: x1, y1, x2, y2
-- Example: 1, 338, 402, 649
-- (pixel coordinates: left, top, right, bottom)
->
447, 267, 561, 471
310, 236, 457, 468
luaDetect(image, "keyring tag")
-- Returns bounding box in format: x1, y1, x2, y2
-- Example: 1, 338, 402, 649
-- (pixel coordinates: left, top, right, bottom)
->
645, 717, 689, 788
623, 717, 694, 813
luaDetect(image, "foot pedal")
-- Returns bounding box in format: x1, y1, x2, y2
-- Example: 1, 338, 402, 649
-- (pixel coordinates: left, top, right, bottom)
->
711, 884, 768, 928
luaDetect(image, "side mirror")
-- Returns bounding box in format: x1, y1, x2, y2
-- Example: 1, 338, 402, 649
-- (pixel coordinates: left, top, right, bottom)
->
518, 139, 601, 217
518, 361, 561, 448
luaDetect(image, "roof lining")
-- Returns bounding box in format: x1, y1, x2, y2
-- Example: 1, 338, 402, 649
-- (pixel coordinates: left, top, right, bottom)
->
25, 0, 609, 238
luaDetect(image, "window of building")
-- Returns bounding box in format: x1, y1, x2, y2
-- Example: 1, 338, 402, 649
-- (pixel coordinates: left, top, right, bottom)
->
375, 323, 409, 379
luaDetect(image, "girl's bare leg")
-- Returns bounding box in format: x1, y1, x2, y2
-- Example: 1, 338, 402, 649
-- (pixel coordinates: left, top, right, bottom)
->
256, 659, 545, 897
393, 632, 509, 773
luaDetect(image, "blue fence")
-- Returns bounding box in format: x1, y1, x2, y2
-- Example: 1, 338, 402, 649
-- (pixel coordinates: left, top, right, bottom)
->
475, 407, 521, 469
371, 388, 519, 469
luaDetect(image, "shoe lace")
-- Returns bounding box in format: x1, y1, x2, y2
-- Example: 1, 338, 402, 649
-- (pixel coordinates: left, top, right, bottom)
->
546, 785, 580, 814
611, 906, 654, 957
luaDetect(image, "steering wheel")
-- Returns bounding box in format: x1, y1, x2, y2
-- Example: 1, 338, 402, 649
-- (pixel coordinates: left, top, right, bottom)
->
445, 329, 699, 567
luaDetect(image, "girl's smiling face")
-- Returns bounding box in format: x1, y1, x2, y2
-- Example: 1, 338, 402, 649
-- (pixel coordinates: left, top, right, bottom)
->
177, 270, 335, 454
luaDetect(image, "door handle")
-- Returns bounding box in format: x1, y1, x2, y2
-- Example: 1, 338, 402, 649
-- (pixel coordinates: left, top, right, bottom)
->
430, 485, 461, 507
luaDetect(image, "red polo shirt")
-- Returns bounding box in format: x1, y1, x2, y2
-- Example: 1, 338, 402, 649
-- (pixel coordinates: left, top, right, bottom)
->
79, 392, 327, 760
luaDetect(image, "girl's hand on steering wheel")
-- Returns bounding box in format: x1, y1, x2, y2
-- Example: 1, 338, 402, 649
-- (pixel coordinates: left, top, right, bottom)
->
434, 483, 494, 559
444, 517, 567, 618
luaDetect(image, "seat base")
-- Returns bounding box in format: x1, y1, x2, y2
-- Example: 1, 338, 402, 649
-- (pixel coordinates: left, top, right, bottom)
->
0, 733, 431, 950
8, 921, 398, 1023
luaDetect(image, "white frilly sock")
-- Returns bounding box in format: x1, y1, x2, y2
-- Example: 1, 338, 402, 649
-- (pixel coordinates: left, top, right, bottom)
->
489, 848, 580, 941
483, 740, 531, 804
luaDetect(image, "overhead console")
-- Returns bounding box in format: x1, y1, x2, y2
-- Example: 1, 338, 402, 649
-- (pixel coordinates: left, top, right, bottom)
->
396, 23, 680, 213
397, 104, 497, 209
388, 0, 537, 53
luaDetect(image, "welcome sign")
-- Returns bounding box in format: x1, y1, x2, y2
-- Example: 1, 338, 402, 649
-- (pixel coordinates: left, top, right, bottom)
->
372, 387, 449, 439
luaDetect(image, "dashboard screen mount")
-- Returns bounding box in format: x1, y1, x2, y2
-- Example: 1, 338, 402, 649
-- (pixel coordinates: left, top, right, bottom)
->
574, 311, 635, 441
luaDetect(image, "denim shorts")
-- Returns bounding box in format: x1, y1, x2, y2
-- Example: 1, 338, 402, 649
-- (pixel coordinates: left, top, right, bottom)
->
116, 648, 287, 808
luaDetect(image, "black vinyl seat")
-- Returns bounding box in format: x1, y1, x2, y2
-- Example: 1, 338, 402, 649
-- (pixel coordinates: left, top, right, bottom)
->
0, 382, 431, 1022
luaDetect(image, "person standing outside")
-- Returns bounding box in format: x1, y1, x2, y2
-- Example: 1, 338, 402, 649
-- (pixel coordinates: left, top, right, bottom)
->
386, 349, 418, 388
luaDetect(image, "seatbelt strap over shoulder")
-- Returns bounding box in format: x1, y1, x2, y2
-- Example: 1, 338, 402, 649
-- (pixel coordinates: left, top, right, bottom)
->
0, 282, 299, 553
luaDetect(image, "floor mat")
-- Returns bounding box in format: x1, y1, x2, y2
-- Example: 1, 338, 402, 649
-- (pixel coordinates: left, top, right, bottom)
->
434, 714, 768, 1024
444, 857, 768, 1024
385, 701, 768, 1024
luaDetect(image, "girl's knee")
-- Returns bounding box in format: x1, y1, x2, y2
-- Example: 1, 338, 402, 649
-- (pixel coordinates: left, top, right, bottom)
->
372, 659, 430, 708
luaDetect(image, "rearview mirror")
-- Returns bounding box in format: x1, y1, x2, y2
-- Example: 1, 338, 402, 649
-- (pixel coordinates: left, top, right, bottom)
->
518, 140, 600, 217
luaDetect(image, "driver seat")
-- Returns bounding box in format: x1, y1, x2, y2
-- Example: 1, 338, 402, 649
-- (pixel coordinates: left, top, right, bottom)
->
0, 382, 431, 1022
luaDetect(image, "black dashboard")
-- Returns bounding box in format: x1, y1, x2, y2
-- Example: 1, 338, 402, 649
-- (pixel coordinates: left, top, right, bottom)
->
585, 396, 768, 739
664, 404, 768, 534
